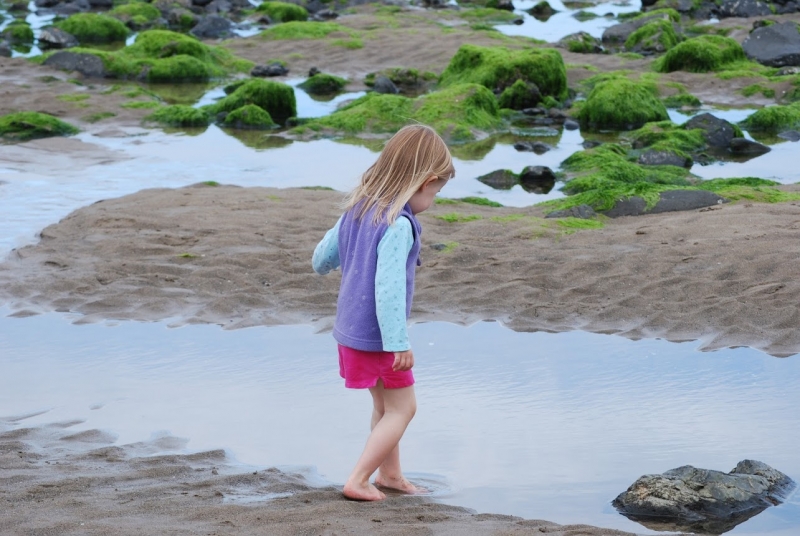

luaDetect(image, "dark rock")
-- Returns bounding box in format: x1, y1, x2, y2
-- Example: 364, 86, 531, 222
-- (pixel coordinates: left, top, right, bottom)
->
43, 51, 106, 78
308, 66, 320, 77
603, 190, 727, 218
494, 0, 515, 11
582, 139, 602, 149
0, 43, 11, 58
729, 137, 771, 155
87, 0, 112, 7
776, 1, 799, 13
519, 165, 556, 194
662, 0, 697, 12
429, 243, 448, 251
512, 17, 524, 24
312, 9, 338, 20
683, 112, 738, 149
373, 75, 399, 95
522, 107, 546, 116
251, 62, 289, 77
513, 141, 552, 154
528, 1, 556, 20
476, 169, 518, 190
564, 119, 579, 130
638, 149, 692, 168
545, 204, 597, 219
34, 0, 60, 7
38, 27, 79, 50
190, 15, 234, 38
718, 0, 772, 18
778, 129, 800, 141
192, 0, 214, 6
256, 14, 272, 25
614, 460, 795, 534
743, 22, 800, 67
9, 0, 30, 10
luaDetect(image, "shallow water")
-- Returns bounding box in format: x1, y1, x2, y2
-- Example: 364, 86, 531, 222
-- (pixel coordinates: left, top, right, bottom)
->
1, 311, 798, 534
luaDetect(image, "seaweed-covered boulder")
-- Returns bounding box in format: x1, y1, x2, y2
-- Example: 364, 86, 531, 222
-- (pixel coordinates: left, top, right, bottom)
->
742, 22, 800, 68
558, 31, 603, 53
684, 112, 740, 148
0, 111, 79, 141
602, 10, 679, 47
145, 105, 210, 127
204, 78, 296, 125
38, 27, 79, 49
476, 169, 518, 190
498, 79, 541, 110
718, 0, 772, 18
189, 15, 234, 39
43, 51, 107, 77
222, 104, 277, 129
439, 44, 567, 101
625, 19, 681, 55
613, 460, 795, 534
298, 73, 346, 95
2, 21, 34, 44
578, 78, 668, 130
109, 2, 162, 30
255, 1, 308, 22
740, 103, 800, 132
54, 13, 129, 44
656, 35, 745, 73
528, 1, 556, 20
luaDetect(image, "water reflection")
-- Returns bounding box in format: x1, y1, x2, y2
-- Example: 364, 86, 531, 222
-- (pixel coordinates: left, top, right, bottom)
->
0, 313, 797, 535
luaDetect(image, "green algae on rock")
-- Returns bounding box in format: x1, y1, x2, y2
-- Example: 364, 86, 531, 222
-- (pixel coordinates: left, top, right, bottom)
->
203, 78, 296, 126
696, 177, 800, 203
2, 20, 34, 44
655, 35, 746, 73
625, 19, 682, 54
662, 92, 702, 108
260, 21, 355, 40
145, 105, 210, 127
740, 103, 800, 132
627, 120, 707, 156
498, 79, 541, 110
438, 44, 568, 101
255, 1, 309, 22
578, 78, 668, 130
0, 111, 79, 141
54, 13, 129, 44
457, 7, 519, 23
298, 73, 347, 95
223, 104, 278, 129
109, 2, 162, 30
299, 83, 502, 142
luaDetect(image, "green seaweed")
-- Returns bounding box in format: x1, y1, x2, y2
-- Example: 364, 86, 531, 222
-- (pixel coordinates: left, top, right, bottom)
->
3, 21, 34, 44
260, 21, 355, 40
654, 35, 746, 73
438, 44, 568, 100
740, 103, 800, 132
255, 1, 309, 22
578, 78, 668, 130
121, 100, 161, 109
54, 13, 129, 44
109, 2, 161, 29
459, 196, 503, 207
81, 111, 116, 123
436, 213, 483, 223
223, 104, 278, 129
662, 92, 702, 108
741, 83, 776, 99
498, 79, 541, 110
298, 73, 347, 95
458, 7, 519, 22
625, 19, 681, 53
203, 78, 296, 126
0, 111, 79, 141
697, 178, 800, 203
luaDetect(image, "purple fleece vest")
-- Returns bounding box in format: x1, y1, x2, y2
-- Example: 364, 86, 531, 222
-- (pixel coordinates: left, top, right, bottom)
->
333, 202, 422, 352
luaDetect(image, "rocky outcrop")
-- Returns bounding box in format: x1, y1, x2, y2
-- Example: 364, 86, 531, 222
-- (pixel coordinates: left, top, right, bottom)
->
43, 51, 106, 78
614, 460, 795, 534
743, 21, 800, 67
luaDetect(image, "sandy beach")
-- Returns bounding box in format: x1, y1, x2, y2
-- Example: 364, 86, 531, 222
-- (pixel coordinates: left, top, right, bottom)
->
2, 5, 800, 535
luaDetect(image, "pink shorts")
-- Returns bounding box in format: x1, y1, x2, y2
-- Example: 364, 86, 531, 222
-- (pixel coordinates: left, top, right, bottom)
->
338, 344, 415, 389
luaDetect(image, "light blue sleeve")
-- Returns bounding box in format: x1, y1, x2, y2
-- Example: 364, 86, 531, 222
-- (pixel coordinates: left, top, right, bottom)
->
375, 217, 414, 352
312, 216, 342, 275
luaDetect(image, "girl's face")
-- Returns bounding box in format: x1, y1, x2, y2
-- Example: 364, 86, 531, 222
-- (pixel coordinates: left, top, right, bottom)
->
408, 176, 447, 215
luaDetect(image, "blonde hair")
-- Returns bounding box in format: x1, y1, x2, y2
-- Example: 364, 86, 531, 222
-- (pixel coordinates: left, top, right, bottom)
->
344, 124, 455, 224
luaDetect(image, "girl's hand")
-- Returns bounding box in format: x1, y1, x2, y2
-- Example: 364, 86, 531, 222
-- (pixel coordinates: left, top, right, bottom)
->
393, 350, 414, 371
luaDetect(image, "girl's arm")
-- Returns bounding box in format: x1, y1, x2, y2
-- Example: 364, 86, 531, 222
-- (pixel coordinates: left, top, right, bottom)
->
312, 216, 343, 275
375, 217, 414, 353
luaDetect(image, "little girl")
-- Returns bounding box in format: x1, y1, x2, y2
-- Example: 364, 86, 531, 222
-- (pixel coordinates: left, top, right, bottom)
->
312, 124, 454, 501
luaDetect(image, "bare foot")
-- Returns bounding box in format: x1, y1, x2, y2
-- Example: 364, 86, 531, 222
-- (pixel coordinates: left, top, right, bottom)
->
374, 474, 428, 495
342, 480, 386, 501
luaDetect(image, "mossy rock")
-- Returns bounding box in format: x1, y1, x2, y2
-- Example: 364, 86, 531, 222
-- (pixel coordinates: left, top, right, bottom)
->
145, 55, 215, 83
304, 83, 502, 142
204, 78, 296, 126
364, 68, 435, 90
298, 73, 347, 95
625, 19, 682, 54
2, 20, 34, 44
498, 79, 541, 110
145, 105, 210, 127
663, 92, 701, 108
561, 143, 692, 187
438, 44, 568, 101
109, 2, 162, 30
655, 35, 745, 73
627, 120, 707, 157
0, 111, 79, 141
54, 13, 129, 44
578, 78, 668, 130
740, 103, 800, 132
255, 1, 308, 22
223, 104, 278, 129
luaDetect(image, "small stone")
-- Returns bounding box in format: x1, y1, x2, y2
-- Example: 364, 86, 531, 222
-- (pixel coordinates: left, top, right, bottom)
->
251, 62, 289, 77
564, 119, 579, 130
373, 75, 398, 95
778, 129, 800, 141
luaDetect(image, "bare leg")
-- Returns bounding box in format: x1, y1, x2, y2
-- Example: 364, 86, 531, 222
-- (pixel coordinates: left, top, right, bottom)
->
342, 381, 417, 500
